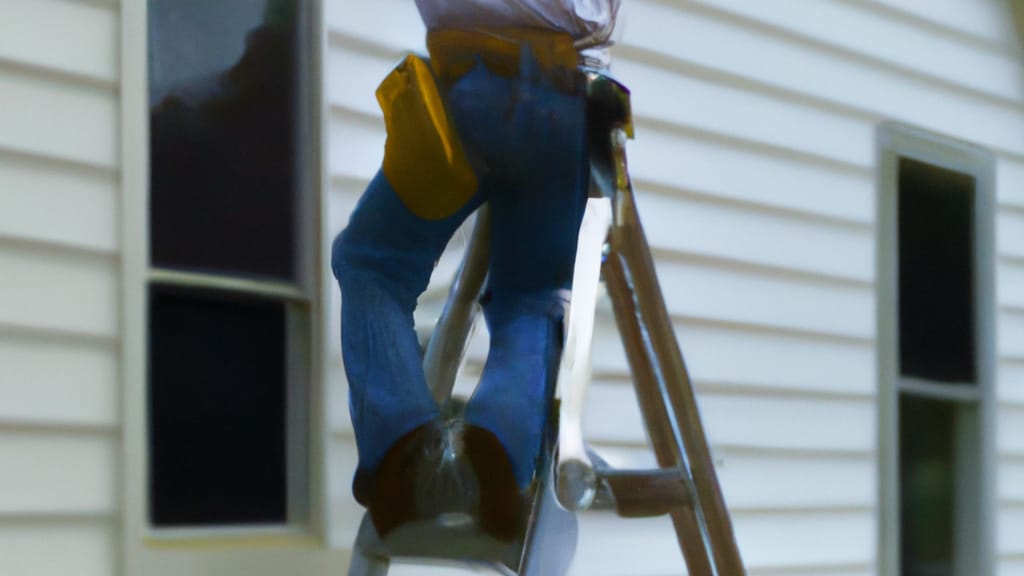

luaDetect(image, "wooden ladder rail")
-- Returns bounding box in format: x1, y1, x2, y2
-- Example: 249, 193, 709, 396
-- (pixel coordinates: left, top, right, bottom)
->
552, 73, 746, 576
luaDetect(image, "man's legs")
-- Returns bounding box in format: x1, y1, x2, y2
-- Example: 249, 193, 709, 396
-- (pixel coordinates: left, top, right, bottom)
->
332, 171, 482, 484
333, 50, 587, 537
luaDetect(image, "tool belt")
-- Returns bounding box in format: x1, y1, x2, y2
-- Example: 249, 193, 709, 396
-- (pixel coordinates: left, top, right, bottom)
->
427, 27, 578, 90
376, 28, 579, 221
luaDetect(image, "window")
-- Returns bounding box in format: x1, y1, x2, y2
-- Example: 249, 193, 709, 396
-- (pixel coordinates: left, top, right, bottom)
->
877, 125, 996, 576
145, 0, 319, 532
898, 158, 976, 384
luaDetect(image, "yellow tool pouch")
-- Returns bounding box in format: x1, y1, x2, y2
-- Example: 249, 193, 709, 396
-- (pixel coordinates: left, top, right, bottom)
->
377, 54, 477, 221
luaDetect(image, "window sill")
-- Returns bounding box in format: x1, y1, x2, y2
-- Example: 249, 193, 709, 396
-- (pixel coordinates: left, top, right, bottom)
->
144, 525, 321, 550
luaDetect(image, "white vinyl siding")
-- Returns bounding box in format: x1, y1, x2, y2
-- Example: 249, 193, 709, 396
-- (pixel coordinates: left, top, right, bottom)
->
1000, 200, 1024, 570
0, 1, 121, 575
325, 0, 1024, 574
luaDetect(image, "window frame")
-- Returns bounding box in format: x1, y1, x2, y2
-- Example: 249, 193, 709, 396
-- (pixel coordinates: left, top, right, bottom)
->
121, 0, 329, 553
876, 123, 998, 576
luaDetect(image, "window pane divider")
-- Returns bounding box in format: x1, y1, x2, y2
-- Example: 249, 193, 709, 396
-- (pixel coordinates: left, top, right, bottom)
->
149, 268, 309, 303
898, 376, 981, 403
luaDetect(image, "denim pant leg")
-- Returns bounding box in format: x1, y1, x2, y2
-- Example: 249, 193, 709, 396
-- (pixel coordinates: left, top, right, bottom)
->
332, 170, 483, 473
449, 60, 589, 488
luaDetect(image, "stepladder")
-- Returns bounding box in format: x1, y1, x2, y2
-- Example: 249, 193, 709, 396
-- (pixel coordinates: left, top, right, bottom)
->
347, 71, 747, 576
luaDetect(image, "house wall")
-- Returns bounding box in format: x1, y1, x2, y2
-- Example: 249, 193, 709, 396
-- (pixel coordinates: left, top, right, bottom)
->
0, 0, 121, 575
0, 0, 1020, 574
325, 0, 1024, 574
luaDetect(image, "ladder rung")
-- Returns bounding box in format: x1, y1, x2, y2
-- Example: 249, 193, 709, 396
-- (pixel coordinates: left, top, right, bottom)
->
592, 466, 692, 518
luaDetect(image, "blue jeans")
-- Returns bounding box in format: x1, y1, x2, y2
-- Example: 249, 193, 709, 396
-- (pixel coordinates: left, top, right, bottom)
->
332, 57, 587, 488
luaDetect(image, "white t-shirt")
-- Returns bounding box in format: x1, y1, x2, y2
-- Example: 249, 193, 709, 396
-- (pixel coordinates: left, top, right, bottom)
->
414, 0, 621, 67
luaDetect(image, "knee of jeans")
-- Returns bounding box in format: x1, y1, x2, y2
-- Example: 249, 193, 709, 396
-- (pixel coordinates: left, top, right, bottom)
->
332, 227, 432, 306
331, 227, 375, 283
331, 228, 377, 279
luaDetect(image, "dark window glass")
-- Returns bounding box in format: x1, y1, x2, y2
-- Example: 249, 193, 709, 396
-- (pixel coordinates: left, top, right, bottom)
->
148, 285, 288, 526
148, 0, 301, 281
898, 157, 976, 383
899, 395, 957, 576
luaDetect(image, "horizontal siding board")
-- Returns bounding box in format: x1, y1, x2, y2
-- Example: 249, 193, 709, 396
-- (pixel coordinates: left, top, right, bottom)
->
571, 510, 873, 574
1001, 211, 1024, 260
1002, 558, 1024, 576
326, 0, 425, 54
581, 380, 646, 445
731, 509, 875, 570
0, 69, 118, 169
1000, 508, 1024, 555
653, 257, 874, 340
0, 433, 116, 515
328, 109, 383, 181
1000, 360, 1024, 404
1003, 261, 1024, 311
676, 320, 876, 395
1001, 461, 1024, 503
0, 520, 115, 576
616, 55, 875, 168
628, 124, 875, 224
1003, 311, 1024, 359
571, 514, 682, 575
0, 153, 118, 253
999, 156, 1024, 209
854, 0, 1019, 48
1000, 406, 1024, 455
637, 190, 874, 282
717, 452, 874, 510
0, 244, 118, 339
326, 45, 392, 117
0, 337, 117, 427
0, 0, 118, 83
619, 0, 1024, 156
584, 383, 874, 452
690, 0, 1024, 102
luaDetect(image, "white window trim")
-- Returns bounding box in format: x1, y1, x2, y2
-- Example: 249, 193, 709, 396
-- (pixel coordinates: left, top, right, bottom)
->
876, 122, 998, 576
120, 0, 330, 565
